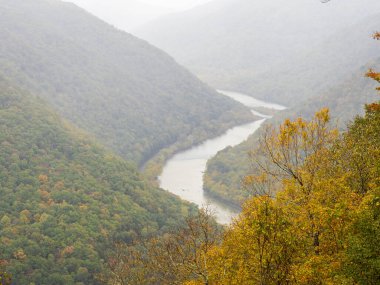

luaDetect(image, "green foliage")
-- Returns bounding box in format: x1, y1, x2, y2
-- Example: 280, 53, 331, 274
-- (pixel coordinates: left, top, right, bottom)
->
0, 79, 194, 284
204, 144, 251, 207
344, 188, 380, 284
341, 102, 380, 284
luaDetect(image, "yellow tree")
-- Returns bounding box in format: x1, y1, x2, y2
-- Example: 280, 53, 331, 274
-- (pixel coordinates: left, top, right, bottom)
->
208, 195, 298, 285
243, 109, 359, 283
249, 109, 338, 250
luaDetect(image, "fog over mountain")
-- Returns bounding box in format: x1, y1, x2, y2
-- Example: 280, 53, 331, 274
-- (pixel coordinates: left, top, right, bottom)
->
136, 0, 380, 104
67, 0, 214, 31
1, 0, 380, 284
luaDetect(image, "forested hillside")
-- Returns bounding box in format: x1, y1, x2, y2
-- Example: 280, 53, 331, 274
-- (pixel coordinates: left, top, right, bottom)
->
0, 78, 194, 284
0, 0, 252, 166
137, 0, 380, 104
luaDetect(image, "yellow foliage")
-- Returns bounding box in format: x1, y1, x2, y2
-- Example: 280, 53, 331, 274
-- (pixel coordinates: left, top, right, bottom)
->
13, 249, 27, 261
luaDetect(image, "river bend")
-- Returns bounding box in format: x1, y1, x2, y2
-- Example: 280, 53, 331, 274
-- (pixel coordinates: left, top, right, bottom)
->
159, 90, 286, 224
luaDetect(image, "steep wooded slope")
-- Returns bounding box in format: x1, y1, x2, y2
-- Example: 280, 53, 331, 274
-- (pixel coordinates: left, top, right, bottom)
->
0, 78, 193, 284
0, 0, 252, 165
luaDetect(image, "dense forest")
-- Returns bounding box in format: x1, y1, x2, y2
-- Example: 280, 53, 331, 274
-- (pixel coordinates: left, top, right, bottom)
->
102, 79, 380, 284
0, 0, 252, 169
0, 77, 195, 284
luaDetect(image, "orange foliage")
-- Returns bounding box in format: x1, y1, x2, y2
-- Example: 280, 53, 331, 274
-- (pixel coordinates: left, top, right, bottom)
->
366, 69, 380, 83
60, 246, 75, 257
38, 174, 48, 184
367, 103, 380, 112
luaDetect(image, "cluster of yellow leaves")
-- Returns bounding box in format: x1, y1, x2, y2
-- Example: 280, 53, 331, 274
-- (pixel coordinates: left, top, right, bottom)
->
13, 250, 26, 261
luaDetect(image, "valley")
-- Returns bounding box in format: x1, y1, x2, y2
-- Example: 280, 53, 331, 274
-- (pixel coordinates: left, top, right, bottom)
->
0, 0, 379, 284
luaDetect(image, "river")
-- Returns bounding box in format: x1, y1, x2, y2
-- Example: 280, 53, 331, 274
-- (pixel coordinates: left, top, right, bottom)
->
159, 90, 286, 224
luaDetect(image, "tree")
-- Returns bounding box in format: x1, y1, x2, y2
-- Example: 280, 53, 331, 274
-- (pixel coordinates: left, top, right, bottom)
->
250, 108, 337, 189
0, 261, 11, 285
208, 195, 297, 284
103, 208, 222, 285
0, 272, 12, 285
98, 243, 146, 285
248, 109, 339, 254
344, 187, 380, 284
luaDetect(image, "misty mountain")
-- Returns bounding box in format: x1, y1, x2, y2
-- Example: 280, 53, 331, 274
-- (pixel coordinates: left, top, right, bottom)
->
136, 0, 380, 104
239, 12, 380, 104
0, 0, 252, 165
285, 59, 380, 124
0, 77, 193, 284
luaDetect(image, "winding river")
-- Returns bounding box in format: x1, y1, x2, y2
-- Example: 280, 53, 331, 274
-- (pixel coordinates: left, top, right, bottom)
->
159, 90, 286, 224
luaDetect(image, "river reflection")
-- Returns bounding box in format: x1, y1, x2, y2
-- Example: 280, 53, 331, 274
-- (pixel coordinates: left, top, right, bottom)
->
159, 90, 286, 224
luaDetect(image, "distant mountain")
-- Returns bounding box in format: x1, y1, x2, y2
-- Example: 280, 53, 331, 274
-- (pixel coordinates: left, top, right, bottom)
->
0, 77, 193, 284
136, 0, 380, 104
69, 0, 173, 31
240, 12, 380, 104
0, 0, 252, 165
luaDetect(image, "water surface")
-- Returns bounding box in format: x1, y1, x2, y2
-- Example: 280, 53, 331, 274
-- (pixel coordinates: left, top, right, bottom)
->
159, 90, 286, 224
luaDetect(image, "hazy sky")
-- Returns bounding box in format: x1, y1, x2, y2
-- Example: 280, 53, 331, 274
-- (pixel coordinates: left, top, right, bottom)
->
67, 0, 214, 31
